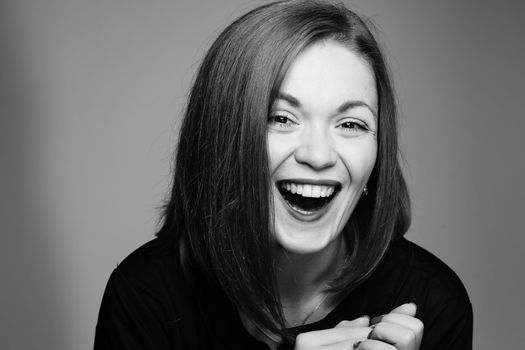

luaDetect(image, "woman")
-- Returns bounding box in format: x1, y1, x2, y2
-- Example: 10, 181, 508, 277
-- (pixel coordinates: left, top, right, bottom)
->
94, 1, 472, 349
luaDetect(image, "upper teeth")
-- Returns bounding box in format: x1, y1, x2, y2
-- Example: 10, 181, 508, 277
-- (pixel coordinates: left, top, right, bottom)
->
281, 182, 335, 198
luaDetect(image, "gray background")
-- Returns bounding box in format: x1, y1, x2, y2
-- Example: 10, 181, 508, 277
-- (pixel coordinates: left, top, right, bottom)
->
2, 0, 524, 349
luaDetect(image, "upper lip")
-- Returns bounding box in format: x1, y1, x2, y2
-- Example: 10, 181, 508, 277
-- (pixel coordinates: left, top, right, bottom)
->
276, 178, 341, 187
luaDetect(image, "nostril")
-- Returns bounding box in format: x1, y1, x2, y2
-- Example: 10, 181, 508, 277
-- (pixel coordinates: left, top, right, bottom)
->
294, 143, 336, 169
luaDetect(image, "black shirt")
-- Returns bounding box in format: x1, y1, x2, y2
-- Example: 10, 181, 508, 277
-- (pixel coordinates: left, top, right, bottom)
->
94, 236, 472, 349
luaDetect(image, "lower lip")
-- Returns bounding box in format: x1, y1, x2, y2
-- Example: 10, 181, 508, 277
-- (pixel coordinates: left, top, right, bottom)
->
277, 188, 337, 222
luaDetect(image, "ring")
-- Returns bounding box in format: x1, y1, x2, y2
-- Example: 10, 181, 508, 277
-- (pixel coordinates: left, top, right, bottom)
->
353, 341, 362, 349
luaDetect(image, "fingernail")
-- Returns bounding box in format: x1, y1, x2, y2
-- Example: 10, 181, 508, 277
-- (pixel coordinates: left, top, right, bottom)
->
370, 315, 381, 324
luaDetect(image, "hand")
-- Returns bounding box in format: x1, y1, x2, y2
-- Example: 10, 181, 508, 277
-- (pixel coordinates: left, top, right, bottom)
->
294, 316, 372, 350
357, 303, 424, 350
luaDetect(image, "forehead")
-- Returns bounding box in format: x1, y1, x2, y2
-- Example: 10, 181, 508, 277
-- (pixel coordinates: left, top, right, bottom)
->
277, 40, 377, 114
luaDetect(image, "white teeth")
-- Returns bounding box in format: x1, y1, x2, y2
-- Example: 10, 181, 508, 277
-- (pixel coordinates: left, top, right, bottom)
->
325, 186, 334, 197
280, 182, 336, 198
303, 185, 312, 197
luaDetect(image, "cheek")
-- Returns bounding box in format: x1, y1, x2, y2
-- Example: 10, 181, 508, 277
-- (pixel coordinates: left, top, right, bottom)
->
338, 139, 377, 180
267, 134, 296, 174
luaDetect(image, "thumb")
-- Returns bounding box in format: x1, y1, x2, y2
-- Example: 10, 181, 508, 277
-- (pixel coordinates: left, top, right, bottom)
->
335, 315, 370, 328
389, 302, 417, 316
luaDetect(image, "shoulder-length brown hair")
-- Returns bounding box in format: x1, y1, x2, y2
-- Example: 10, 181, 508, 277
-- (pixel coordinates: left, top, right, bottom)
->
157, 0, 410, 338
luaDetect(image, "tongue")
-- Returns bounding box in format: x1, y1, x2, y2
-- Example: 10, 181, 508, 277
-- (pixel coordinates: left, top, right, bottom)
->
282, 191, 329, 212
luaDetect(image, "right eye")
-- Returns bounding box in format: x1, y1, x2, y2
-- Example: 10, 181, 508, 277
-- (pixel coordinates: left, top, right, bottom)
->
267, 113, 298, 130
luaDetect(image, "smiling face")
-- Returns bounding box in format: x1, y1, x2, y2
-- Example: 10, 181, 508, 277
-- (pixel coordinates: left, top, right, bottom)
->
268, 40, 378, 254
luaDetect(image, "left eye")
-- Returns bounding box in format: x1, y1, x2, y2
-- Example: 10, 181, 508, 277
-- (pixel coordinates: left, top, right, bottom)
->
338, 121, 369, 133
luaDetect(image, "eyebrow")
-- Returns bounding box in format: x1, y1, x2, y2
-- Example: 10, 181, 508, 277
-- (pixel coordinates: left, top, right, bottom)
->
276, 92, 377, 118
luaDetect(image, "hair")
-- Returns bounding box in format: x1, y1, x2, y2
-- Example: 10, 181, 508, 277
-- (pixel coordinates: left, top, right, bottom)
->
157, 0, 410, 340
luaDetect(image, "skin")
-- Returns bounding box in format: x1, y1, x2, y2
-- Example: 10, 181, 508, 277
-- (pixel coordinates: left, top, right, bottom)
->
295, 303, 423, 350
268, 40, 378, 256
268, 39, 378, 324
263, 40, 423, 349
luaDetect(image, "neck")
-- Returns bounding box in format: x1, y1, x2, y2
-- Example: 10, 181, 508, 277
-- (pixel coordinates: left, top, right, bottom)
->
276, 235, 347, 308
238, 236, 348, 342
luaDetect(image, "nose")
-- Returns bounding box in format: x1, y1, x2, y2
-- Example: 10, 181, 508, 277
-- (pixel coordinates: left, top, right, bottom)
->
294, 127, 337, 170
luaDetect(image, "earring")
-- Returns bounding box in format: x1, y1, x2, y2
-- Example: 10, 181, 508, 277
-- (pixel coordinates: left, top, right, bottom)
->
363, 186, 368, 196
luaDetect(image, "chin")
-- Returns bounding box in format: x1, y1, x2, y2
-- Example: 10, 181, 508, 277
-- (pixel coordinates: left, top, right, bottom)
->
275, 229, 334, 254
271, 181, 355, 255
272, 204, 346, 255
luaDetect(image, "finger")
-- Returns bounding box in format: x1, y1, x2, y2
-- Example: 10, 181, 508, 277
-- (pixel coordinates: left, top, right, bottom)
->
388, 317, 423, 347
295, 327, 371, 347
389, 302, 417, 316
369, 315, 423, 347
368, 321, 421, 350
356, 339, 396, 350
335, 316, 370, 328
371, 313, 423, 345
370, 303, 417, 325
320, 337, 368, 350
370, 311, 418, 326
371, 313, 419, 327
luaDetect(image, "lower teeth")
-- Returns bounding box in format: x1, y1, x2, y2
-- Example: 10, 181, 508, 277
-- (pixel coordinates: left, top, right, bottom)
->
281, 191, 332, 213
288, 202, 315, 214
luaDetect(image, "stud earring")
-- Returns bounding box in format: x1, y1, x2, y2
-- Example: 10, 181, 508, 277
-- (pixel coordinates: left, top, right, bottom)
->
363, 186, 368, 196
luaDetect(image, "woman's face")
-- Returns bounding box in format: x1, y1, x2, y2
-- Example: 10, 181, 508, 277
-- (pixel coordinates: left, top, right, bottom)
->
268, 40, 378, 254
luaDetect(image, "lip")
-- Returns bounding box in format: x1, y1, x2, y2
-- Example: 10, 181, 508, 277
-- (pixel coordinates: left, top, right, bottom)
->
276, 178, 341, 187
275, 179, 341, 222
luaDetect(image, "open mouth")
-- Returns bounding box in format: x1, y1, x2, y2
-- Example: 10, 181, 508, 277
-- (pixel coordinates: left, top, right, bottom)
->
277, 180, 340, 215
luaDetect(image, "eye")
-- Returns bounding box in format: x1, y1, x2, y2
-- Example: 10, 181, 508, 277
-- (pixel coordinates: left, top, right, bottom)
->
267, 112, 298, 130
337, 119, 373, 136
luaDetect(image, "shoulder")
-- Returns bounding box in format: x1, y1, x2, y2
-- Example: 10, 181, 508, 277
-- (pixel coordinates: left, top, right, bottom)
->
387, 237, 470, 303
103, 235, 198, 316
365, 236, 471, 311
112, 236, 181, 287
95, 237, 198, 349
99, 236, 187, 318
378, 237, 473, 348
96, 237, 250, 349
364, 236, 472, 321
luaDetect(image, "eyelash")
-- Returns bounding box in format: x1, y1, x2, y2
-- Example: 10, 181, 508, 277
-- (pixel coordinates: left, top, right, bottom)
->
338, 120, 371, 133
268, 113, 375, 135
268, 113, 297, 128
